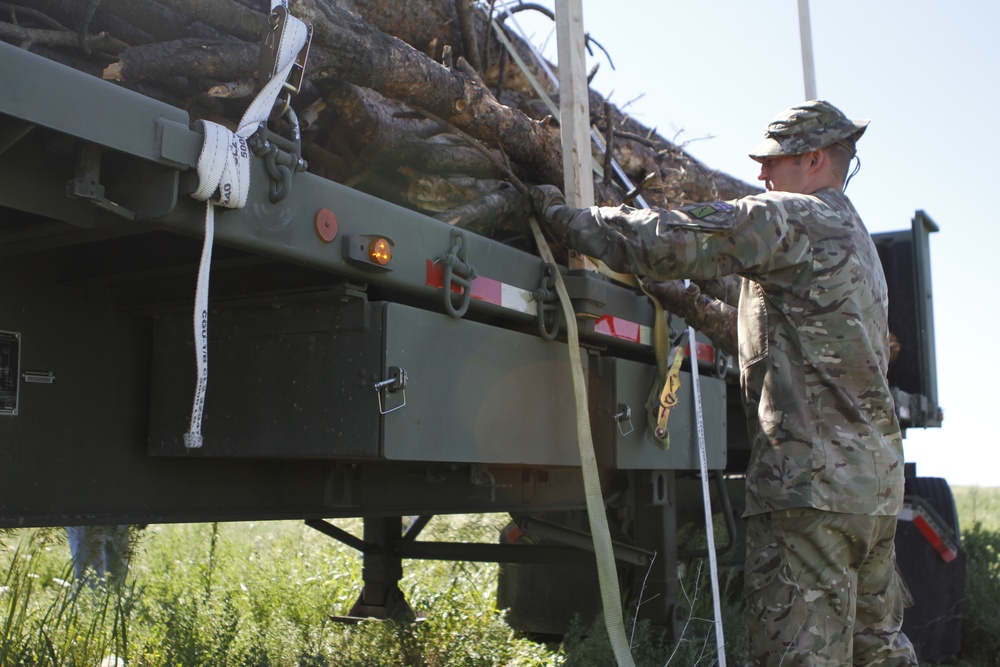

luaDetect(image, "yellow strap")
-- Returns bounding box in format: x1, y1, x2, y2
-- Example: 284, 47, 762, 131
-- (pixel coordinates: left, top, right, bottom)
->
527, 217, 637, 667
593, 257, 640, 289
597, 261, 684, 442
655, 345, 685, 439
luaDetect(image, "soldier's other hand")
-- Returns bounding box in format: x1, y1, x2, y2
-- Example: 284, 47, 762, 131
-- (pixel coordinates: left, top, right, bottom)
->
889, 332, 901, 365
641, 279, 704, 323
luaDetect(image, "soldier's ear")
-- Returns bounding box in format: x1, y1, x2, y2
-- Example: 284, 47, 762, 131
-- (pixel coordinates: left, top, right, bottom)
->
806, 150, 826, 174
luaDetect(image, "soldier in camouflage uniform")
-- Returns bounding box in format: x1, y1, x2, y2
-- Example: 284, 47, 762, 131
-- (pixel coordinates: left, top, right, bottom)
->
532, 100, 916, 665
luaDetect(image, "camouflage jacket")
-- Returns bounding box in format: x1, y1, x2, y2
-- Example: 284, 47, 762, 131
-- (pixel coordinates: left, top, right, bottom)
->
554, 187, 904, 516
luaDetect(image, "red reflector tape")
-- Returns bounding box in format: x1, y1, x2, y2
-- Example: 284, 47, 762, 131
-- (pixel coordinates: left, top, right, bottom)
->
913, 514, 958, 563
425, 260, 536, 315
502, 524, 525, 544
686, 342, 716, 364
425, 261, 669, 349
594, 314, 648, 344
901, 503, 958, 563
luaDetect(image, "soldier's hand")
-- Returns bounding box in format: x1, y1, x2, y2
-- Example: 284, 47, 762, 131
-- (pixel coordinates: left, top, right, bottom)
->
528, 185, 578, 243
529, 184, 566, 218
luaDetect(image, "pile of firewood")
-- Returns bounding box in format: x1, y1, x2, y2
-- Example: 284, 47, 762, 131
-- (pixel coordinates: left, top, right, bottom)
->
1, 0, 757, 245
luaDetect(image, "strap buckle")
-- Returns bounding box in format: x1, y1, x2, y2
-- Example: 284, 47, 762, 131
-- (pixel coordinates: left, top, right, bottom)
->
257, 5, 313, 121
654, 343, 686, 439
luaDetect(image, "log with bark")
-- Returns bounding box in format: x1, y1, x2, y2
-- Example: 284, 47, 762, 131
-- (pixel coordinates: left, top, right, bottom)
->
0, 0, 759, 249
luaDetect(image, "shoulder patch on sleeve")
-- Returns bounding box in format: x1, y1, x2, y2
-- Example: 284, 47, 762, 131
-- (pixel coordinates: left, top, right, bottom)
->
685, 202, 734, 219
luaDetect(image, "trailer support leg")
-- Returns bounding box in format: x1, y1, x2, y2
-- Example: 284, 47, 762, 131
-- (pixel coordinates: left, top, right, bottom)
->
632, 471, 684, 636
308, 516, 416, 622
345, 516, 415, 622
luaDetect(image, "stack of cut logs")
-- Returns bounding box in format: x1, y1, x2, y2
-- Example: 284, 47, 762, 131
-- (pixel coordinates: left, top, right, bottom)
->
1, 0, 758, 249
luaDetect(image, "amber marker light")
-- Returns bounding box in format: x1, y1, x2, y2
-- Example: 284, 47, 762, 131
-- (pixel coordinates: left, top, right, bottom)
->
368, 237, 392, 266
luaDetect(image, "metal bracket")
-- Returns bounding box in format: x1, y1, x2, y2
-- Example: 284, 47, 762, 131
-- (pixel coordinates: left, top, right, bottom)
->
435, 232, 477, 318
512, 515, 653, 566
66, 144, 135, 220
374, 366, 407, 415
470, 464, 498, 503
247, 129, 308, 203
714, 349, 733, 378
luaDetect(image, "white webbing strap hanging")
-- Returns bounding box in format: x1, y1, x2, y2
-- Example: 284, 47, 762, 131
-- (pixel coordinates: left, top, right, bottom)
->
687, 313, 727, 666
183, 0, 309, 449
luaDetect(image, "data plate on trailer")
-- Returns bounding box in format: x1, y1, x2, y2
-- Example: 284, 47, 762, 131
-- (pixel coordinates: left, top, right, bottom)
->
0, 331, 20, 416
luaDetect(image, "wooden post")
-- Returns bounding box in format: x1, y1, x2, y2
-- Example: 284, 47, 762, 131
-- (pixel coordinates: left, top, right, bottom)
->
555, 0, 596, 269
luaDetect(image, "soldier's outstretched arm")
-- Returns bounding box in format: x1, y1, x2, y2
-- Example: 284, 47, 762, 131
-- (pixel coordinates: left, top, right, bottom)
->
531, 185, 812, 282
531, 185, 662, 275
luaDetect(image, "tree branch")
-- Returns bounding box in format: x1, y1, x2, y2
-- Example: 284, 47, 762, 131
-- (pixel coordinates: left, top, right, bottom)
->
0, 21, 127, 52
290, 0, 565, 186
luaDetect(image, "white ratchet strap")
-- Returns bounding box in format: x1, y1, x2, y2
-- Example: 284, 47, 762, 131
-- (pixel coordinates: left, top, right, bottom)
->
183, 0, 309, 449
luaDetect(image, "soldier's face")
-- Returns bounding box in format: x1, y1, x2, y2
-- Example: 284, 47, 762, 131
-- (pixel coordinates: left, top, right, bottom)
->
757, 154, 808, 193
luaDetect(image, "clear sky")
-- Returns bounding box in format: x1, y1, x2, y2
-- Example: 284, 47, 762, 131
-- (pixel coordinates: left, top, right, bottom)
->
511, 1, 1000, 486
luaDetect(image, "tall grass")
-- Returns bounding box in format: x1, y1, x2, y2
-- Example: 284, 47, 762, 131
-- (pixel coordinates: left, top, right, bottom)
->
953, 486, 1000, 532
1, 519, 560, 666
556, 558, 747, 666
1, 528, 137, 666
2, 488, 997, 666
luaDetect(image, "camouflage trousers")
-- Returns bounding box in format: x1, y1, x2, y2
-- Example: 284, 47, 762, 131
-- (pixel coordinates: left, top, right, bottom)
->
744, 508, 917, 666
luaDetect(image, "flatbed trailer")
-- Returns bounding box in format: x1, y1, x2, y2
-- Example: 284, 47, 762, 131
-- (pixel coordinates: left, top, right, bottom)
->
0, 39, 958, 656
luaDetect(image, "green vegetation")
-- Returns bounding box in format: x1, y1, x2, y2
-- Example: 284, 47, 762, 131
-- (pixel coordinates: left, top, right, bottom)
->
2, 517, 556, 666
1, 517, 743, 666
953, 486, 1000, 532
948, 487, 1000, 667
958, 522, 1000, 667
2, 488, 998, 666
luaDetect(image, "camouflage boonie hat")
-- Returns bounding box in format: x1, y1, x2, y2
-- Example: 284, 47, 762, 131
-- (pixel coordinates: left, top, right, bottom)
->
749, 100, 869, 161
